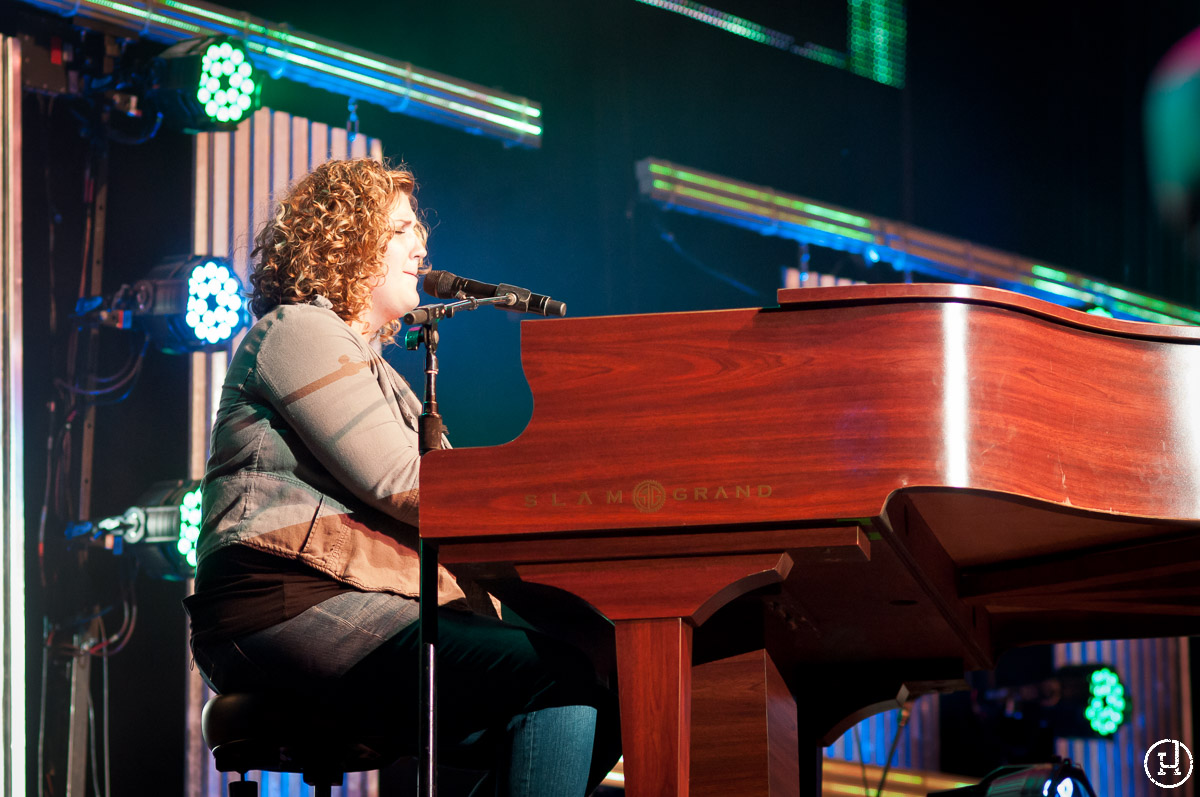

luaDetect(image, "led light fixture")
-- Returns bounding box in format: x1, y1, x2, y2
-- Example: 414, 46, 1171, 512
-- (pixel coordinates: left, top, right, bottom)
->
632, 0, 903, 87
149, 36, 261, 131
973, 662, 1129, 742
19, 0, 542, 146
929, 759, 1096, 797
68, 479, 202, 579
1054, 664, 1127, 738
637, 157, 1200, 325
131, 255, 249, 353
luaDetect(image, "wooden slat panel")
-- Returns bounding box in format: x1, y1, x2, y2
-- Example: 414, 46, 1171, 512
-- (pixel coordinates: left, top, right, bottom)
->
290, 115, 308, 183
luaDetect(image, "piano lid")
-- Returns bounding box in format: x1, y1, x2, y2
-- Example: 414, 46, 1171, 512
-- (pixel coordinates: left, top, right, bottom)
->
421, 283, 1200, 550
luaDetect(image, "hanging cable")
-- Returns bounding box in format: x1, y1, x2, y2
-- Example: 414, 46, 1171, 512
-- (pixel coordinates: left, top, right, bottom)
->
648, 210, 762, 297
853, 724, 870, 796
875, 701, 915, 797
87, 687, 102, 797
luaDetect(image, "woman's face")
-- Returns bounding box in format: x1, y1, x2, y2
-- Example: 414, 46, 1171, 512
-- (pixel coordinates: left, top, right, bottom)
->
367, 195, 427, 328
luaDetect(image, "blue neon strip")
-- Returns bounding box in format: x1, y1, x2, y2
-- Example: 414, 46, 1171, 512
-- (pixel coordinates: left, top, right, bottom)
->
640, 158, 1199, 325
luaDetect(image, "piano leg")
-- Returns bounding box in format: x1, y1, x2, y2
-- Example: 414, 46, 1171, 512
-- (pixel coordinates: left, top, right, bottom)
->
614, 618, 695, 797
691, 649, 799, 797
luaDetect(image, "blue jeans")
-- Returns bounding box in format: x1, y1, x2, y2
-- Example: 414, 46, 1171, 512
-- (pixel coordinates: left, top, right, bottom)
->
192, 591, 620, 796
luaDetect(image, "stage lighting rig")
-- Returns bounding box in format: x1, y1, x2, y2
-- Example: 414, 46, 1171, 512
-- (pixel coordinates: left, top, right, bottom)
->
930, 759, 1097, 797
82, 35, 261, 135
66, 479, 202, 580
78, 255, 250, 353
147, 36, 261, 132
132, 255, 250, 351
978, 664, 1128, 740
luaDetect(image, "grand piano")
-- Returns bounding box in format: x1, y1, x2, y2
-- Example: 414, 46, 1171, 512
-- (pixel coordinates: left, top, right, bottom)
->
420, 284, 1200, 796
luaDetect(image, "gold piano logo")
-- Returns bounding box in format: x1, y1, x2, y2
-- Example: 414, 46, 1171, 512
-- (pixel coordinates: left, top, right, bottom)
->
632, 480, 666, 513
522, 482, 773, 513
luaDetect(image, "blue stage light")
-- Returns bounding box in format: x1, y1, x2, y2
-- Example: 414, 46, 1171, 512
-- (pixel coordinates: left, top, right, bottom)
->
185, 259, 245, 345
133, 255, 249, 353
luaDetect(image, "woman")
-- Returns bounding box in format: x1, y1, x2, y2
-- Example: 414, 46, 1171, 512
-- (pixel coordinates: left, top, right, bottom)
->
184, 158, 617, 796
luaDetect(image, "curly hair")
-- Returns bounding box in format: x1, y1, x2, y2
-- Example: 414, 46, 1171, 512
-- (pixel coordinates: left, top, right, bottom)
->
249, 157, 427, 344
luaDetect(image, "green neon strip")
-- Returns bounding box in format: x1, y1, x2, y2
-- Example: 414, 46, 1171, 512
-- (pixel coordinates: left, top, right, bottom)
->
848, 0, 906, 88
666, 183, 875, 243
632, 0, 897, 86
1031, 264, 1069, 281
793, 43, 847, 68
1030, 281, 1188, 323
649, 163, 871, 227
633, 0, 789, 48
648, 163, 1199, 324
157, 0, 267, 34
88, 0, 202, 33
1081, 279, 1200, 320
772, 196, 868, 226
251, 44, 542, 136
1110, 300, 1184, 325
799, 218, 875, 243
673, 184, 759, 214
159, 0, 540, 119
1031, 279, 1097, 305
1033, 264, 1200, 323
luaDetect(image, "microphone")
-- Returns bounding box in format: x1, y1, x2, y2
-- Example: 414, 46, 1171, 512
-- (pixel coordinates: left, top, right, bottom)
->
423, 270, 567, 317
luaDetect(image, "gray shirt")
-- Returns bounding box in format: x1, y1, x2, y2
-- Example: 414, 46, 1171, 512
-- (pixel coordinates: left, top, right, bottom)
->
197, 299, 465, 604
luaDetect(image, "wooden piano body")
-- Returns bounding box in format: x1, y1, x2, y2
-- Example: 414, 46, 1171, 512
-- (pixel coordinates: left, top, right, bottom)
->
421, 284, 1200, 796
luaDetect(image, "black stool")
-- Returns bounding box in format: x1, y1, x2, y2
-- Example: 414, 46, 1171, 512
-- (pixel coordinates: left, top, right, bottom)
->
201, 692, 409, 797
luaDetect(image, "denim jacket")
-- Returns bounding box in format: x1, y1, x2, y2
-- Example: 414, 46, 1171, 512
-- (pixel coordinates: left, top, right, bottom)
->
197, 298, 466, 604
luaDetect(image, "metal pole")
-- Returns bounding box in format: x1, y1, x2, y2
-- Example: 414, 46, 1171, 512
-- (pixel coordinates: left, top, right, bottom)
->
417, 319, 442, 797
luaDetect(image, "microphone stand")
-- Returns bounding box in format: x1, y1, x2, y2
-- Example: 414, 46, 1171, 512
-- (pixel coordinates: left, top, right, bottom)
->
404, 293, 514, 797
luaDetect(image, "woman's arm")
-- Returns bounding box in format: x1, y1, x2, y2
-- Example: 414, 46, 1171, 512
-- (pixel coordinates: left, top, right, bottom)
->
252, 306, 421, 526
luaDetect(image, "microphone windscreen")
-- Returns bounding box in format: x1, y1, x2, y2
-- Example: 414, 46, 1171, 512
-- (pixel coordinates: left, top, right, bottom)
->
423, 270, 458, 299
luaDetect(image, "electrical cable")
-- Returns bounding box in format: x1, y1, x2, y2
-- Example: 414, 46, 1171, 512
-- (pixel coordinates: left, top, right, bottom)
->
88, 567, 138, 657
98, 616, 111, 797
874, 702, 914, 797
648, 212, 762, 297
90, 333, 149, 383
852, 724, 870, 796
87, 691, 102, 797
54, 331, 148, 398
38, 629, 48, 797
102, 650, 111, 797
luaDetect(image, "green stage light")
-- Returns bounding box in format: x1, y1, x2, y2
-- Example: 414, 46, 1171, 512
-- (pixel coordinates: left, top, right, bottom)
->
1082, 666, 1126, 737
1046, 664, 1128, 739
974, 662, 1130, 740
196, 40, 256, 124
68, 480, 203, 579
177, 485, 203, 570
150, 36, 261, 132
